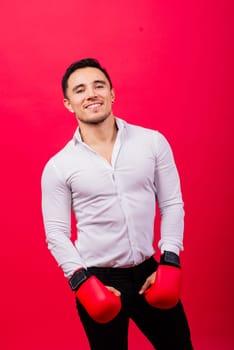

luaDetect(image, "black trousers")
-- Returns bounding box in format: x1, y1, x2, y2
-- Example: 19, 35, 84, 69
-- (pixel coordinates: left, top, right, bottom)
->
76, 257, 193, 350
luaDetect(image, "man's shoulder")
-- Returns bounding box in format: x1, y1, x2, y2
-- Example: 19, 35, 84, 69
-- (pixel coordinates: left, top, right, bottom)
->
42, 136, 76, 176
48, 138, 75, 162
119, 118, 170, 156
121, 118, 161, 139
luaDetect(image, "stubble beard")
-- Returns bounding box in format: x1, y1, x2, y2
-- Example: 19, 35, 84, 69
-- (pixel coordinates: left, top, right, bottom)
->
78, 110, 112, 125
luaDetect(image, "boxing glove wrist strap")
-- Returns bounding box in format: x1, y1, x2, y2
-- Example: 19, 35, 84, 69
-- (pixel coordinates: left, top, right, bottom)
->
160, 251, 181, 268
69, 268, 91, 291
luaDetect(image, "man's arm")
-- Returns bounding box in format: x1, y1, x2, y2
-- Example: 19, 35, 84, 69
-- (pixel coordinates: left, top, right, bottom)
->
140, 132, 184, 309
41, 158, 85, 277
41, 158, 122, 323
154, 132, 184, 255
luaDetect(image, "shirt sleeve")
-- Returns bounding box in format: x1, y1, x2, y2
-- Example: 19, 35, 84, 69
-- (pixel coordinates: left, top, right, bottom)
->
41, 158, 86, 277
154, 132, 185, 255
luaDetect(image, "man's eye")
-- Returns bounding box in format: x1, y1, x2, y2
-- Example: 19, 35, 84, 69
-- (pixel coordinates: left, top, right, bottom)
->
96, 85, 104, 89
76, 89, 84, 94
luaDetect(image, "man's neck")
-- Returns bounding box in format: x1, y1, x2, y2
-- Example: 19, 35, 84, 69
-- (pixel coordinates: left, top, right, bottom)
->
79, 116, 118, 147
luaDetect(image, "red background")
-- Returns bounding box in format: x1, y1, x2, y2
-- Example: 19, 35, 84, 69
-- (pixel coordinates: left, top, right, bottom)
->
1, 1, 233, 349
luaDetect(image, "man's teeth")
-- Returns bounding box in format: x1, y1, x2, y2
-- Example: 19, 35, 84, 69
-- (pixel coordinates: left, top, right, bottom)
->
87, 103, 101, 109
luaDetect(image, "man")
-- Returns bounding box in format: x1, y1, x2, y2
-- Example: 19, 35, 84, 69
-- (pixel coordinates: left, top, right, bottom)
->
41, 58, 193, 350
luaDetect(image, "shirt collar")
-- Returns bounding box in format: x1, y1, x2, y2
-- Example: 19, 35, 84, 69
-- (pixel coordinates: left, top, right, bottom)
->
73, 117, 126, 144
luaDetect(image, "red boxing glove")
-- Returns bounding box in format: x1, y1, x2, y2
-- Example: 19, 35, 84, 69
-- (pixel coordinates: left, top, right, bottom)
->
69, 269, 121, 323
145, 251, 182, 309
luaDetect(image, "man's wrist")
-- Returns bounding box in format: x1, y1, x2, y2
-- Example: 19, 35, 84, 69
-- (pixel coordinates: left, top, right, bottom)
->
69, 268, 91, 291
160, 251, 181, 268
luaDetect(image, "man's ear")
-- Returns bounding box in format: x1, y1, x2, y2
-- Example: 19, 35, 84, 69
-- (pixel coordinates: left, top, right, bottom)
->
111, 88, 115, 103
63, 98, 74, 113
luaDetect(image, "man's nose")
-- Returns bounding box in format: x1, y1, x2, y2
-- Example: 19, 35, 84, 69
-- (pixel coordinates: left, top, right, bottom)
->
86, 86, 97, 99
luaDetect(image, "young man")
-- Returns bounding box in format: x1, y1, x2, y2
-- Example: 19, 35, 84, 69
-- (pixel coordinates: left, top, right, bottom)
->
41, 58, 193, 350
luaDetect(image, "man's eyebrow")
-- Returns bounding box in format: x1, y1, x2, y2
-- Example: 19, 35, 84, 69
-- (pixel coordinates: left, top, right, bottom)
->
72, 83, 85, 92
93, 79, 107, 85
72, 80, 107, 92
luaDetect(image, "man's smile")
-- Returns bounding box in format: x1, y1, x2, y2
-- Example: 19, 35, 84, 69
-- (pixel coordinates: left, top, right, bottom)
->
85, 102, 103, 110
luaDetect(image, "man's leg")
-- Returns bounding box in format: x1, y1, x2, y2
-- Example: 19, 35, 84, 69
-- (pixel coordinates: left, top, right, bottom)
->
129, 257, 193, 350
76, 300, 129, 350
75, 266, 131, 350
130, 296, 193, 350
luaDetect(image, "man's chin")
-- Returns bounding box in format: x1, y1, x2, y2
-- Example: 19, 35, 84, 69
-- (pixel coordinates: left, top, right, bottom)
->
78, 113, 111, 125
86, 118, 106, 125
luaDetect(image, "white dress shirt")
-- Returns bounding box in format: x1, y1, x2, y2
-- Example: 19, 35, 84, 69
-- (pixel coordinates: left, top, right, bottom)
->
41, 118, 184, 277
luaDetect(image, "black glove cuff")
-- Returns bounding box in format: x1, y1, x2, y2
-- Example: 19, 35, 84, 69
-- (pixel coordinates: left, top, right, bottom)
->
160, 251, 181, 268
69, 268, 91, 291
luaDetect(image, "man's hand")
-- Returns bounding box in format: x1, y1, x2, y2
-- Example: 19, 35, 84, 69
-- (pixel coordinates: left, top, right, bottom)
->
139, 272, 156, 295
69, 269, 121, 323
106, 286, 121, 297
142, 252, 182, 309
139, 251, 182, 309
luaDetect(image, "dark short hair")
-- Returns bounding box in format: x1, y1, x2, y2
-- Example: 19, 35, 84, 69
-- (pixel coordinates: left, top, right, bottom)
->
62, 58, 113, 98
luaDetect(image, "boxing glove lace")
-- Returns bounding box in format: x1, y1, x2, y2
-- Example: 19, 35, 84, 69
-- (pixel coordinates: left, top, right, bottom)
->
144, 251, 182, 309
69, 268, 121, 323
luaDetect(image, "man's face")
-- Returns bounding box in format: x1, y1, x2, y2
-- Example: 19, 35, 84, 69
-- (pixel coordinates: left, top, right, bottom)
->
64, 67, 115, 125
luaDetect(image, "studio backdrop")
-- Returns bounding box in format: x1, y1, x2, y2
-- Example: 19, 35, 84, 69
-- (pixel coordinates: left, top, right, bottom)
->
0, 1, 233, 349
